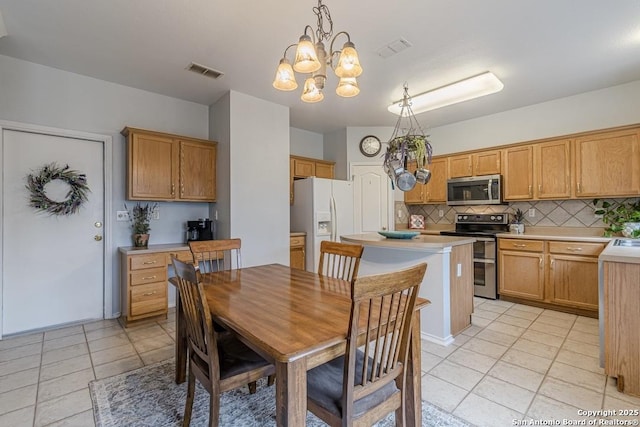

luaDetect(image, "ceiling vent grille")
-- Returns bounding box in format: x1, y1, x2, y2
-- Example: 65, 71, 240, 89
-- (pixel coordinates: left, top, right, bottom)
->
376, 38, 412, 59
186, 62, 224, 79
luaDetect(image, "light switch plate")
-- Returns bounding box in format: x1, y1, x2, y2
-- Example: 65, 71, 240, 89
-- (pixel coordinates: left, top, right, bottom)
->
116, 211, 129, 221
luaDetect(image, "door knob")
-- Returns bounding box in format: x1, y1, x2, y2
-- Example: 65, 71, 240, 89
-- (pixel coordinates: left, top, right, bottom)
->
95, 222, 102, 228
94, 235, 103, 241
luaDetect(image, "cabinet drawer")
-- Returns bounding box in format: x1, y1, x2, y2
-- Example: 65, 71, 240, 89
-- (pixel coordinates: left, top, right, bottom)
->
290, 236, 305, 247
130, 282, 167, 317
167, 250, 193, 265
499, 239, 544, 252
130, 267, 167, 286
129, 253, 166, 270
548, 241, 606, 256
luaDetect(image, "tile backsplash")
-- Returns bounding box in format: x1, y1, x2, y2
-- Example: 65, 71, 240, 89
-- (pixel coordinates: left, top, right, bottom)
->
396, 198, 640, 228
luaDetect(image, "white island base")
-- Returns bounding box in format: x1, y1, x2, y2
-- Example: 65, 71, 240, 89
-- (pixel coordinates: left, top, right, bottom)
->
342, 234, 475, 346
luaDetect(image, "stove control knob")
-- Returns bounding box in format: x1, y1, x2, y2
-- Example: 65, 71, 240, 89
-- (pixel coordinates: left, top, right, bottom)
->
462, 215, 468, 220
490, 215, 495, 220
496, 215, 503, 221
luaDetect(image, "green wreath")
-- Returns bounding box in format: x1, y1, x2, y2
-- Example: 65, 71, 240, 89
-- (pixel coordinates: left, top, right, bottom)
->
26, 163, 90, 216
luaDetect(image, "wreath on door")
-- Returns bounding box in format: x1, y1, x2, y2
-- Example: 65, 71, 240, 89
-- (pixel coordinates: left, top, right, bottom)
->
26, 162, 90, 216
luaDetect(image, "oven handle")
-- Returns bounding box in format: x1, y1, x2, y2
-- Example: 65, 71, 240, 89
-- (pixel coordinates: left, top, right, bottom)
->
473, 258, 495, 264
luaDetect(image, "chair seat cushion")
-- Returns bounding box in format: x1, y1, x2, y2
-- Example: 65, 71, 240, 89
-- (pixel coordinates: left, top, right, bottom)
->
217, 337, 270, 379
307, 350, 400, 418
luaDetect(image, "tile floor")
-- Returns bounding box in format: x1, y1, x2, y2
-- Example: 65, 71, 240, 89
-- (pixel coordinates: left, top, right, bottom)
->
1, 301, 638, 427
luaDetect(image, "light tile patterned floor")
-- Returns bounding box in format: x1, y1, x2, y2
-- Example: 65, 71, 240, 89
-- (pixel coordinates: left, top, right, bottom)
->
1, 302, 638, 426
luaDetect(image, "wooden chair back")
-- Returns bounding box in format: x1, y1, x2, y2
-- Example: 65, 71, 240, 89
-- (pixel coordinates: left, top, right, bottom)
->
189, 238, 242, 273
318, 240, 364, 282
343, 262, 427, 424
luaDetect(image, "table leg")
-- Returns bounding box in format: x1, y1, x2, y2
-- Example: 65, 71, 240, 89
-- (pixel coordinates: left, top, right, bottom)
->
404, 310, 422, 427
275, 358, 307, 426
174, 289, 187, 384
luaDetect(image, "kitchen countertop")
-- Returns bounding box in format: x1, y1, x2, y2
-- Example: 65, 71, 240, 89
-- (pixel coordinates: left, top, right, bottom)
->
496, 226, 611, 243
396, 224, 454, 235
599, 238, 640, 264
290, 232, 306, 237
341, 233, 475, 251
119, 243, 189, 255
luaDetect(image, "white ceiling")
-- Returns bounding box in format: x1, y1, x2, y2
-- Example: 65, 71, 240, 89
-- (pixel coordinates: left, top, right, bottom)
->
1, 1, 639, 134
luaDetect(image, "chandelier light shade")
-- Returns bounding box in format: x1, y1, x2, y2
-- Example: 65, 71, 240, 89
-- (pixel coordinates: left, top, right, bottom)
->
272, 0, 363, 103
388, 72, 504, 115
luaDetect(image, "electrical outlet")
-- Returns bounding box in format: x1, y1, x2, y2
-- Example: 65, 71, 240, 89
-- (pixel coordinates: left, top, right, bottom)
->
439, 209, 444, 218
528, 208, 536, 217
116, 211, 129, 221
152, 207, 160, 220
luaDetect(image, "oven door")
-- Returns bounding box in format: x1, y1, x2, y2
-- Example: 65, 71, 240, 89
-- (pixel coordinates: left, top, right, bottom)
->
473, 238, 497, 299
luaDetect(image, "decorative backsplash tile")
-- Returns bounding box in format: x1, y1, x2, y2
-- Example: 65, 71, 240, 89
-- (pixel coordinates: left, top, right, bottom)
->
396, 198, 640, 228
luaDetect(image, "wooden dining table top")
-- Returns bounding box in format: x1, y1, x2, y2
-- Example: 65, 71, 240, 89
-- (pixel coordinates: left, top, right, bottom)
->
182, 263, 429, 364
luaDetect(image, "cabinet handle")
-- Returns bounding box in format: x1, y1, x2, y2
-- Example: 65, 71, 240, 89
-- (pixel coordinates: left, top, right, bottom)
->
513, 243, 527, 248
143, 291, 157, 296
181, 184, 184, 197
567, 247, 583, 251
539, 256, 543, 268
143, 260, 157, 265
142, 275, 157, 280
550, 259, 554, 269
577, 182, 581, 193
528, 185, 532, 197
538, 184, 542, 193
171, 183, 175, 196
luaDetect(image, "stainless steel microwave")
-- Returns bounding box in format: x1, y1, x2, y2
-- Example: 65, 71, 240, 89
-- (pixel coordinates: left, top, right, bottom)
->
447, 174, 503, 205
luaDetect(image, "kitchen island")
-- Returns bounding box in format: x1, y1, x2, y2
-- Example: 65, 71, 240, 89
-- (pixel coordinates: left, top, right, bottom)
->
341, 233, 475, 345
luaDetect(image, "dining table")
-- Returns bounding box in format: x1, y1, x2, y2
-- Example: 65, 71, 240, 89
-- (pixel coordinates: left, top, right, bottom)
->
169, 263, 429, 426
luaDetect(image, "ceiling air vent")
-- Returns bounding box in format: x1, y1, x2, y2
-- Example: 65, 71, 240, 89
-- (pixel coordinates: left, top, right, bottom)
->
186, 62, 224, 79
376, 38, 412, 59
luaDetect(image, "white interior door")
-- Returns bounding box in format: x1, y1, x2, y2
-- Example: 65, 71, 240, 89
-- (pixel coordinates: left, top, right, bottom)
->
2, 128, 105, 336
351, 164, 391, 233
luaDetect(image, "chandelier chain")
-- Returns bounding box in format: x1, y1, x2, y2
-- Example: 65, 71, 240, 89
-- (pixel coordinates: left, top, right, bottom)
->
313, 0, 333, 43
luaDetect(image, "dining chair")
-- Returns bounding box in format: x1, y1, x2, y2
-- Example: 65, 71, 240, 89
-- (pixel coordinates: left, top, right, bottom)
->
171, 257, 275, 427
189, 238, 242, 274
306, 262, 428, 427
318, 240, 364, 282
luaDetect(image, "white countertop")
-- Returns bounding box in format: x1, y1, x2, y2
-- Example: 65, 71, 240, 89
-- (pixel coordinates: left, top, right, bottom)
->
341, 233, 475, 251
599, 239, 640, 264
496, 226, 611, 243
119, 243, 189, 255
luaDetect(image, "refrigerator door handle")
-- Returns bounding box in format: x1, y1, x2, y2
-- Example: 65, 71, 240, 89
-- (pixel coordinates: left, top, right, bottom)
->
330, 196, 337, 241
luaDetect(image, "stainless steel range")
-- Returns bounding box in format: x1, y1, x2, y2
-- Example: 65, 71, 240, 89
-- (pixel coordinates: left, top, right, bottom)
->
440, 213, 510, 299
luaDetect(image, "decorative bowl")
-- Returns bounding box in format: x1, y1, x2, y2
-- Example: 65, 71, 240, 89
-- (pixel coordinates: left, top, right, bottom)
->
378, 231, 419, 239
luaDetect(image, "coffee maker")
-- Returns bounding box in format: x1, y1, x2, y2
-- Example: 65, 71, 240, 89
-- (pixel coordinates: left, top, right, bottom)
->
186, 218, 215, 242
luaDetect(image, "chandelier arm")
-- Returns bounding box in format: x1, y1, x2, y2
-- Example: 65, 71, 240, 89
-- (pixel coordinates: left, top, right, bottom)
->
303, 25, 317, 44
282, 43, 299, 60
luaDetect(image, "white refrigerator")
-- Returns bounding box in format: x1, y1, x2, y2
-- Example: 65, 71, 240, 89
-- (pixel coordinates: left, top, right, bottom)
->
291, 177, 355, 273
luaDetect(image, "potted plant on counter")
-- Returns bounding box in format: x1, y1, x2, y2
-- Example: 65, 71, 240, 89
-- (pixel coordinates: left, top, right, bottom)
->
126, 202, 158, 248
510, 208, 525, 234
593, 199, 640, 238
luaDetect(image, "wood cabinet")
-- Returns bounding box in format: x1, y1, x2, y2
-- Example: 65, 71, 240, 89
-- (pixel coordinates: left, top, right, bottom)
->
535, 139, 572, 199
404, 157, 448, 204
603, 260, 640, 397
120, 247, 192, 326
502, 145, 534, 200
448, 149, 501, 178
290, 155, 335, 204
498, 238, 545, 300
450, 243, 474, 335
290, 234, 306, 270
499, 238, 605, 316
123, 127, 217, 202
574, 128, 640, 197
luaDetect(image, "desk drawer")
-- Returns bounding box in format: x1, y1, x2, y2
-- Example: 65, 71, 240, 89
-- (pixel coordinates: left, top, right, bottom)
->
499, 239, 544, 252
130, 282, 167, 317
129, 253, 166, 270
290, 236, 305, 247
167, 250, 193, 265
548, 241, 606, 256
130, 267, 167, 286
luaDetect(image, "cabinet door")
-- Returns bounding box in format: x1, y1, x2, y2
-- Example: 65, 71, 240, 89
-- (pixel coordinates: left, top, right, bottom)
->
403, 161, 424, 204
128, 132, 178, 200
448, 154, 472, 178
535, 139, 571, 199
315, 162, 334, 179
499, 250, 544, 300
472, 150, 502, 176
293, 159, 315, 177
424, 157, 447, 203
179, 140, 217, 201
503, 145, 534, 200
575, 128, 640, 197
548, 254, 598, 311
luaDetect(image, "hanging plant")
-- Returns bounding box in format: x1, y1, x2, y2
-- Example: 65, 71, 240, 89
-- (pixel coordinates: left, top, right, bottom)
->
26, 163, 90, 216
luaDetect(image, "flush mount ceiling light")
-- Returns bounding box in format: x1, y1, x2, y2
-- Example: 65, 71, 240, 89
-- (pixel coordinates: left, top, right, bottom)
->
0, 9, 7, 38
388, 72, 504, 115
272, 0, 363, 103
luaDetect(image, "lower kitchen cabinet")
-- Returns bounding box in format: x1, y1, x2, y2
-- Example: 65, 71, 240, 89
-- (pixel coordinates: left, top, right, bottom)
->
120, 246, 192, 326
498, 238, 605, 317
290, 234, 306, 270
450, 243, 474, 335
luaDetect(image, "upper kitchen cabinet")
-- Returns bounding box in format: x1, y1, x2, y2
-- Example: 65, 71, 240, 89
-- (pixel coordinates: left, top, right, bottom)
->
448, 149, 501, 178
502, 145, 534, 200
123, 127, 217, 202
574, 127, 640, 197
290, 155, 335, 204
404, 157, 448, 204
534, 139, 572, 199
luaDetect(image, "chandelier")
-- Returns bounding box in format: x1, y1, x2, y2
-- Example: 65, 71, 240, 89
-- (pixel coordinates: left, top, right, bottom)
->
272, 0, 363, 103
383, 84, 433, 192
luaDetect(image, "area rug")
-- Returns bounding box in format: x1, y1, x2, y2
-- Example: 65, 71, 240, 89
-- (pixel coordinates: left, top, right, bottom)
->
90, 359, 473, 427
